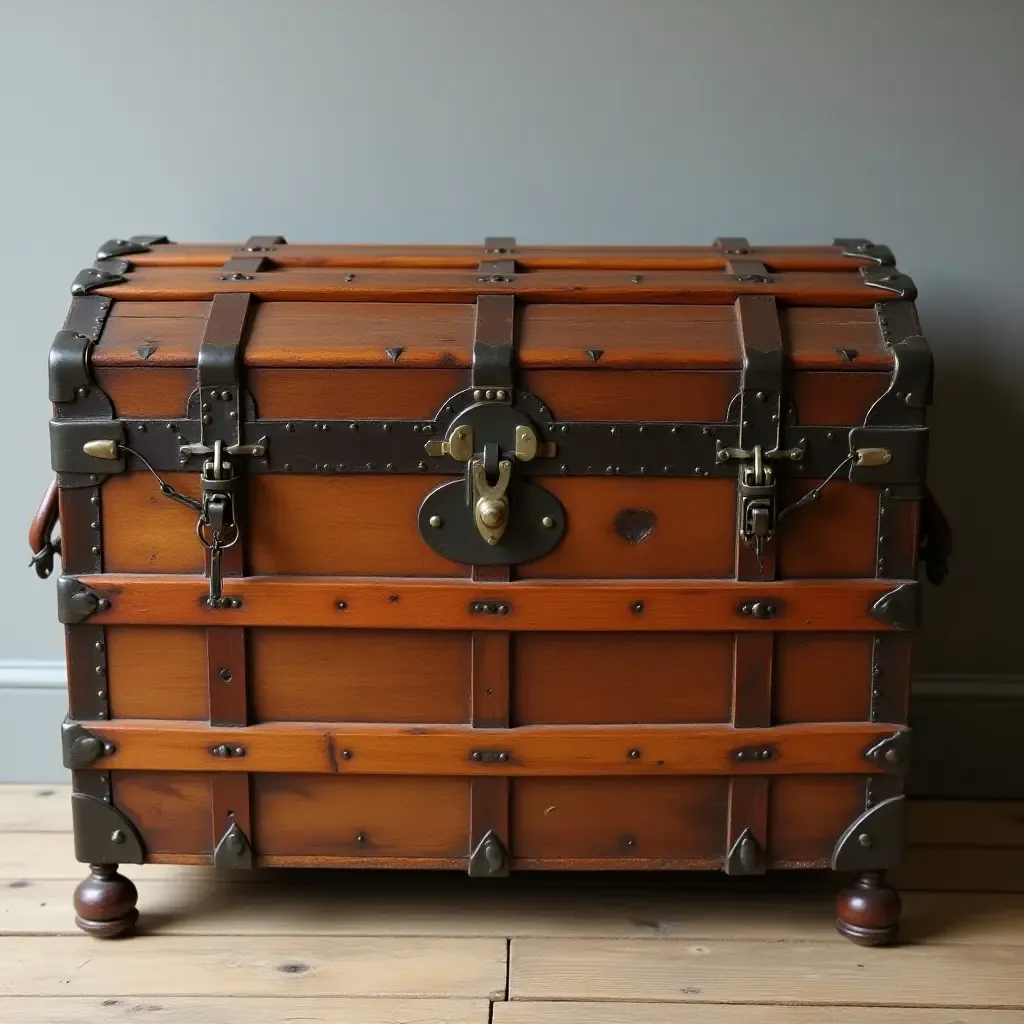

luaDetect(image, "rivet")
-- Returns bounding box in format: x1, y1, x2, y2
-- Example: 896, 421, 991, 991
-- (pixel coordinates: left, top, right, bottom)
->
349, 422, 358, 432
386, 463, 394, 471
284, 463, 292, 471
91, 546, 100, 555
95, 665, 104, 675
756, 391, 767, 401
90, 495, 100, 505
628, 748, 641, 759
471, 751, 482, 761
560, 464, 568, 474
77, 386, 89, 397
285, 422, 295, 432
605, 465, 614, 474
858, 833, 874, 848
111, 830, 126, 844
473, 389, 484, 401
234, 746, 245, 757
498, 752, 509, 762
610, 426, 618, 435
90, 521, 100, 529
418, 461, 428, 470
342, 749, 352, 759
429, 515, 443, 528
561, 424, 570, 434
138, 423, 147, 433
220, 391, 231, 400
203, 415, 212, 425
631, 600, 644, 614
885, 748, 901, 764
202, 403, 211, 412
94, 641, 104, 651
631, 274, 643, 284
355, 832, 366, 842
671, 426, 679, 435
873, 665, 883, 677
97, 710, 107, 719
102, 742, 116, 755
541, 516, 555, 528
96, 690, 105, 698
344, 273, 355, 282
336, 600, 347, 610
220, 669, 232, 682
96, 599, 109, 611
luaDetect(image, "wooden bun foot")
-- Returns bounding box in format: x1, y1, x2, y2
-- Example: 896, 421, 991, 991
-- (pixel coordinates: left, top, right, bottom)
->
73, 863, 139, 938
836, 871, 901, 946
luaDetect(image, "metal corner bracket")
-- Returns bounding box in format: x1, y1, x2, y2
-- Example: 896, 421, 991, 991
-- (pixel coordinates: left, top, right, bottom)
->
61, 718, 116, 770
725, 828, 765, 875
213, 820, 253, 869
71, 266, 127, 295
832, 237, 896, 266
864, 730, 912, 773
861, 266, 918, 301
57, 576, 109, 624
71, 792, 145, 864
468, 829, 509, 878
96, 235, 170, 260
869, 583, 920, 630
831, 794, 906, 871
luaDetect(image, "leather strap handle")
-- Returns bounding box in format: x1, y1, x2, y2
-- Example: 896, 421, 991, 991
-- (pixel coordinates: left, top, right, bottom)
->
29, 478, 61, 579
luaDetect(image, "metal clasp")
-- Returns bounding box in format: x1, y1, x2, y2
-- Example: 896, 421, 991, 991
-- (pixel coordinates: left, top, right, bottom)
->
198, 441, 240, 608
737, 445, 776, 559
471, 456, 512, 546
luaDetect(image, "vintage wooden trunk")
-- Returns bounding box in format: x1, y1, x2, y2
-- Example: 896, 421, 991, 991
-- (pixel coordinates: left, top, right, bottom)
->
34, 234, 947, 944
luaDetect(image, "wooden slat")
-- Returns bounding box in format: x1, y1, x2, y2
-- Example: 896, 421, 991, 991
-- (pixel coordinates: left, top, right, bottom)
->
508, 937, 1024, 1005
97, 267, 887, 306
0, 997, 490, 1024
65, 720, 902, 776
908, 801, 1024, 847
496, 1005, 1024, 1024
0, 936, 507, 998
4, 875, 1024, 945
126, 242, 875, 272
76, 574, 917, 631
0, 786, 69, 832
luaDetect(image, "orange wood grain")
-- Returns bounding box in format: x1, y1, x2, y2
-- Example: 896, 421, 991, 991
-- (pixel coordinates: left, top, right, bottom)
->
96, 267, 889, 306
773, 634, 872, 724
95, 300, 889, 372
511, 777, 729, 861
79, 721, 904, 776
767, 775, 868, 866
76, 574, 918, 632
113, 771, 212, 853
248, 628, 471, 723
125, 242, 878, 272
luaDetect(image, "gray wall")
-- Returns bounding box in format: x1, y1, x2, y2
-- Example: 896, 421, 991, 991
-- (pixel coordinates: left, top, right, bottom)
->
2, 1, 1022, 707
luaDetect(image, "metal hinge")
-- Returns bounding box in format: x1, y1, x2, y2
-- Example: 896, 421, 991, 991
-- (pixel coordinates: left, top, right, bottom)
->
468, 829, 509, 878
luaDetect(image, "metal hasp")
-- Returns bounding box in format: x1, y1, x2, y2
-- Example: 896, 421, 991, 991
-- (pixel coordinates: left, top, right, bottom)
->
833, 237, 896, 266
71, 793, 145, 865
96, 235, 170, 260
468, 829, 509, 878
725, 827, 765, 875
864, 730, 912, 773
57, 576, 108, 624
61, 719, 115, 770
831, 795, 907, 871
213, 820, 253, 869
869, 583, 921, 631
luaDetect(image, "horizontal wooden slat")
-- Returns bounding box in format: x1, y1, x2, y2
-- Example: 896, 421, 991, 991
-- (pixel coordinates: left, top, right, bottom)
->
0, 997, 490, 1024
127, 242, 875, 272
72, 720, 902, 776
496, 1006, 1024, 1024
98, 267, 888, 306
508, 936, 1024, 1006
75, 575, 916, 632
0, 935, 507, 998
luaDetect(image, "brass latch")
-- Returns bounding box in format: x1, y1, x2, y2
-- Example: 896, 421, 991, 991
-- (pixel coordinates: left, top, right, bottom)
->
424, 421, 555, 546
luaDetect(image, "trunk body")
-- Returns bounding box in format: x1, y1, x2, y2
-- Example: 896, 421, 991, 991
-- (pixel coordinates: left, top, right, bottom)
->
50, 236, 930, 883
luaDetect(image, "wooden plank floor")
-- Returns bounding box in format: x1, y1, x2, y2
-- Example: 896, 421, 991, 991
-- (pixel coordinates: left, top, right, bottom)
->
1, 786, 1022, 1022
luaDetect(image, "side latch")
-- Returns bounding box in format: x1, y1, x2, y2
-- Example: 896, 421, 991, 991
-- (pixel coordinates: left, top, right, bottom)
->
468, 829, 509, 878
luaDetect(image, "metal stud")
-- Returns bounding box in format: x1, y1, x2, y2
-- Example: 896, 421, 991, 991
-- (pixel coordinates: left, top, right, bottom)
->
429, 515, 443, 528
111, 830, 126, 844
541, 516, 555, 528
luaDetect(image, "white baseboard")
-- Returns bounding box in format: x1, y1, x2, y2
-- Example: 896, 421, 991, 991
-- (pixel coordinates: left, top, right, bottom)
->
0, 660, 1021, 786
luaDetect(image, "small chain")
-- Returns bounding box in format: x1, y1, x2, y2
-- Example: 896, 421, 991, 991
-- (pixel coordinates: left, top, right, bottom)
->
118, 443, 203, 513
776, 453, 855, 526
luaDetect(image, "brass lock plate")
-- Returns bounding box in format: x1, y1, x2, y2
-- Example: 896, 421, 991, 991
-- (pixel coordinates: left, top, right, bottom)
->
418, 477, 566, 566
